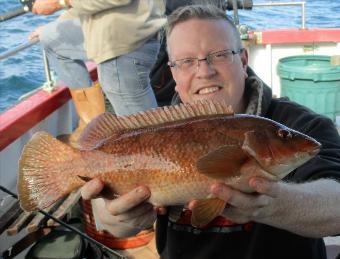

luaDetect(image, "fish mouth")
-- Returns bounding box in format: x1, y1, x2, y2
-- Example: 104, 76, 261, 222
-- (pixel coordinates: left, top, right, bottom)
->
194, 86, 222, 95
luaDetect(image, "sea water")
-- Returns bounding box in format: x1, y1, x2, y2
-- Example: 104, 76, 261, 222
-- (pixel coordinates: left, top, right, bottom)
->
0, 0, 339, 112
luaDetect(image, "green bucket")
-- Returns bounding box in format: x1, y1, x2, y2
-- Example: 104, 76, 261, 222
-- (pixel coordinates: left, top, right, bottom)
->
277, 55, 340, 121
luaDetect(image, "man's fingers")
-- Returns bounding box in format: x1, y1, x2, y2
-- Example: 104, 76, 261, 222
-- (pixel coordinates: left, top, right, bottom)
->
210, 183, 232, 201
80, 178, 104, 200
210, 183, 249, 208
115, 202, 154, 221
249, 177, 280, 198
210, 183, 269, 209
105, 186, 151, 215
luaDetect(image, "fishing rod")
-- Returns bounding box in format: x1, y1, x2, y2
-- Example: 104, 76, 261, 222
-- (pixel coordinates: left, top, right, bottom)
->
0, 185, 127, 259
0, 0, 35, 22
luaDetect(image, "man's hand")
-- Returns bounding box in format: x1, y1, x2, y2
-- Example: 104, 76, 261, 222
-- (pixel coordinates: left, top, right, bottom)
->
81, 178, 156, 238
32, 0, 62, 15
189, 175, 340, 238
28, 25, 45, 40
206, 178, 281, 224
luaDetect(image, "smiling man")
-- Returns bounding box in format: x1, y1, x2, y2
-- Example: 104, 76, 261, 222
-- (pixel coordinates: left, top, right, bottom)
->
80, 4, 340, 259
167, 14, 247, 113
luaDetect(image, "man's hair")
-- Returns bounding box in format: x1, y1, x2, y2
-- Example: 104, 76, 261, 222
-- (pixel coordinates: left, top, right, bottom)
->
166, 4, 242, 53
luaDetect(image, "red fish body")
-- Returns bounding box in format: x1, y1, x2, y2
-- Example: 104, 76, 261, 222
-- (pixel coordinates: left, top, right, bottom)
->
17, 101, 320, 226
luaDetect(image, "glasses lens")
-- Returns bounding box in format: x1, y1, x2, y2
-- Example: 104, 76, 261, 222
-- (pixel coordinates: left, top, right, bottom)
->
176, 58, 197, 72
209, 51, 233, 66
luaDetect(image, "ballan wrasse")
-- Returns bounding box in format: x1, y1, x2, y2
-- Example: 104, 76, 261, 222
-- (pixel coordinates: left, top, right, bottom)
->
17, 101, 320, 227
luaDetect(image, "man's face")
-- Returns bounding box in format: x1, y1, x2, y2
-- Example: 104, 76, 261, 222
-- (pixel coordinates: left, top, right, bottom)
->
168, 18, 248, 113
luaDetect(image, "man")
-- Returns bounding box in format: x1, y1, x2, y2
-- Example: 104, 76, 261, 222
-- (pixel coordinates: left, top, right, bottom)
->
81, 4, 340, 259
32, 0, 165, 116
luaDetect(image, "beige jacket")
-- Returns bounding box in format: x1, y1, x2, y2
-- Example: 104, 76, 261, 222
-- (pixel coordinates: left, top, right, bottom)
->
70, 0, 166, 64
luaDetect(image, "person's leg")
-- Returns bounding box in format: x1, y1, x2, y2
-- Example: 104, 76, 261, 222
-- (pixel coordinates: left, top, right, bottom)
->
39, 18, 92, 88
98, 38, 160, 116
39, 18, 105, 146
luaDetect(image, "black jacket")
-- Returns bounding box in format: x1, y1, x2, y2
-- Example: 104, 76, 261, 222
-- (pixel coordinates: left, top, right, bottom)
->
156, 68, 340, 259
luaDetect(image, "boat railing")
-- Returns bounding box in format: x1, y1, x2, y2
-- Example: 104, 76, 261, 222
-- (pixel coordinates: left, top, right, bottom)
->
253, 1, 306, 29
0, 37, 56, 98
0, 1, 307, 101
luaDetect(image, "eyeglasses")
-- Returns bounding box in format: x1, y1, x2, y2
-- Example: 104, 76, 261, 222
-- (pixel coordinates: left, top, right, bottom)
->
168, 49, 244, 73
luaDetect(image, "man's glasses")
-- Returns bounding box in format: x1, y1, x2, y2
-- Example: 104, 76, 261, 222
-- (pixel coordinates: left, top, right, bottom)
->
168, 49, 244, 73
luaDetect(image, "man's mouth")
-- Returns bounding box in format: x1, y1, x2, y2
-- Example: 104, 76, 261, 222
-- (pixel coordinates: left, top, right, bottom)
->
196, 86, 221, 95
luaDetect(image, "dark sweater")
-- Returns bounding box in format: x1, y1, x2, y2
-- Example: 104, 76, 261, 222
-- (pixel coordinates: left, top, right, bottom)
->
156, 69, 340, 259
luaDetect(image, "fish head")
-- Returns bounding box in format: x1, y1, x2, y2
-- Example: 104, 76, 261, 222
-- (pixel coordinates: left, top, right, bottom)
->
242, 119, 321, 179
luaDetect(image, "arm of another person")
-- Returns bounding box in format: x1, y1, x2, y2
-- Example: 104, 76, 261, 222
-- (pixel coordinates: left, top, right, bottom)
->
32, 0, 133, 15
80, 178, 157, 238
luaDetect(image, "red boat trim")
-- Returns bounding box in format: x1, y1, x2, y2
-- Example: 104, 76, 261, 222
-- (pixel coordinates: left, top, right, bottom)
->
0, 86, 71, 151
0, 62, 98, 151
252, 28, 340, 45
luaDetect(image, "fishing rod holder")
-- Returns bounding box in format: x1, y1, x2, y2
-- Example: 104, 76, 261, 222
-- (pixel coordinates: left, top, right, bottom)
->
0, 38, 58, 99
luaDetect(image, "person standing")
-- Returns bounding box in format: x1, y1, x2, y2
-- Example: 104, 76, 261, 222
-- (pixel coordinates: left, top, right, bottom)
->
32, 0, 166, 116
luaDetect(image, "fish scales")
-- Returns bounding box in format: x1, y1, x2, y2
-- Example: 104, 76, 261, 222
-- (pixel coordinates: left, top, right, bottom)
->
17, 101, 320, 226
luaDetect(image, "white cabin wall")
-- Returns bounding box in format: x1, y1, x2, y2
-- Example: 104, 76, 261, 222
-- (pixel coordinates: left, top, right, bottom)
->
247, 42, 340, 98
0, 101, 75, 205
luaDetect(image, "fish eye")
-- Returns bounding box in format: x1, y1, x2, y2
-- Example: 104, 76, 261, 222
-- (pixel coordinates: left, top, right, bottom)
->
277, 129, 292, 139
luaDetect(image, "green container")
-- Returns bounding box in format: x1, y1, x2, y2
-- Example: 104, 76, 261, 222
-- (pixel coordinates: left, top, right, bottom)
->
277, 55, 340, 120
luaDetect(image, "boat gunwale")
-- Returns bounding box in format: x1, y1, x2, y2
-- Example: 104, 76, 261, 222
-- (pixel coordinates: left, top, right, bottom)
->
0, 62, 98, 151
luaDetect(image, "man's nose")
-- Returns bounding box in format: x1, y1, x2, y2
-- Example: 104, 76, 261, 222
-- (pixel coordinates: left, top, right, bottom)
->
196, 58, 216, 77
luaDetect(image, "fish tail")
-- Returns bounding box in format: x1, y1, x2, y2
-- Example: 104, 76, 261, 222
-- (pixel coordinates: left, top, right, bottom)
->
18, 131, 85, 212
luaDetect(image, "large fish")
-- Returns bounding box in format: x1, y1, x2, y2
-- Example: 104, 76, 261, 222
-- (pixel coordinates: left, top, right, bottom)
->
17, 101, 320, 227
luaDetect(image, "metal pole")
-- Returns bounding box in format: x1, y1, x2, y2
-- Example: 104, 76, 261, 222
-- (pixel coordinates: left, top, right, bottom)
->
0, 38, 39, 61
301, 2, 305, 29
232, 0, 240, 25
42, 49, 53, 88
0, 7, 26, 22
0, 185, 127, 259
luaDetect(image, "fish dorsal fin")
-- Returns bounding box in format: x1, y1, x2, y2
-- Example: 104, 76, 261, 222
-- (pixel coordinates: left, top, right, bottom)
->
191, 198, 226, 227
79, 100, 234, 150
196, 145, 249, 179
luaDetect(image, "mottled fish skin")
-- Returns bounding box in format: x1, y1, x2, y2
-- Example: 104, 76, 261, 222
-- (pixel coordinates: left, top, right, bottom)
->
17, 101, 320, 226
80, 115, 319, 205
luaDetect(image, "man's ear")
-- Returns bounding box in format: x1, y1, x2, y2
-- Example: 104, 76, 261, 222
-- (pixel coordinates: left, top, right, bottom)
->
170, 67, 179, 92
240, 49, 248, 78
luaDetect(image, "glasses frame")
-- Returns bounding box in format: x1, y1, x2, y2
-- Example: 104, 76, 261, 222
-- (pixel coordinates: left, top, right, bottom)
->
168, 48, 244, 72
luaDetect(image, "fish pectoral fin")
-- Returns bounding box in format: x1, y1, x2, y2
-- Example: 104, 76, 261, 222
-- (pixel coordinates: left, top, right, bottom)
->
196, 145, 249, 179
242, 131, 272, 168
191, 198, 226, 227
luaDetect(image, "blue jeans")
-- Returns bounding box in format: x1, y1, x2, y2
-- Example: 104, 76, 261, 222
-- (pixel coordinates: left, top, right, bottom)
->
98, 38, 160, 116
39, 19, 92, 88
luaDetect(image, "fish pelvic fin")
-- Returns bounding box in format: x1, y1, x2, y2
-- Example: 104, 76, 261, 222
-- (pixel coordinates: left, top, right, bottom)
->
18, 131, 84, 212
191, 198, 226, 227
78, 100, 234, 150
196, 145, 249, 179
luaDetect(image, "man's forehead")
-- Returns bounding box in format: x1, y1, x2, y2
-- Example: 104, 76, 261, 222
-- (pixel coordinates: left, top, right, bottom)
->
168, 18, 234, 56
170, 18, 232, 36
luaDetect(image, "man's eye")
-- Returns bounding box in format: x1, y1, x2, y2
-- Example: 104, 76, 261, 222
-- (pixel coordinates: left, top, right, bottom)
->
179, 59, 195, 66
213, 53, 228, 59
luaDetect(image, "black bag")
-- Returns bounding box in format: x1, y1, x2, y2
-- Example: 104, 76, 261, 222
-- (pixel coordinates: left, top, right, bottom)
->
150, 33, 176, 107
25, 225, 121, 259
25, 229, 86, 259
